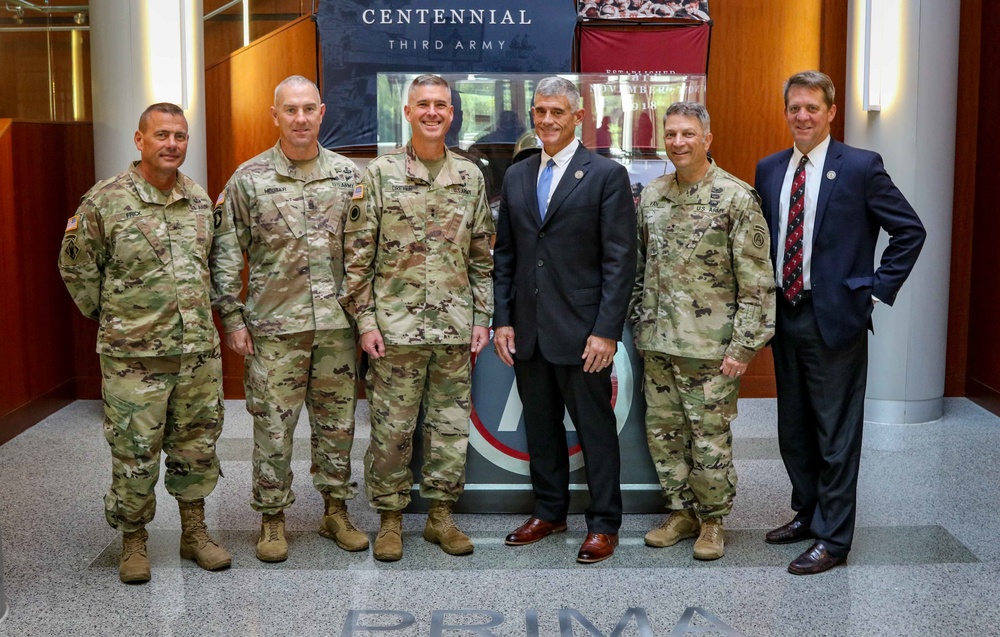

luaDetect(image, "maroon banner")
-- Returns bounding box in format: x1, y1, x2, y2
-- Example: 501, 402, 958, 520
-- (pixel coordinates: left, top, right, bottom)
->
578, 23, 710, 75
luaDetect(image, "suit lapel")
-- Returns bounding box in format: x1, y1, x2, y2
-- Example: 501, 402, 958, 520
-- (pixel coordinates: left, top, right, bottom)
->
542, 145, 591, 227
520, 154, 543, 226
813, 139, 843, 240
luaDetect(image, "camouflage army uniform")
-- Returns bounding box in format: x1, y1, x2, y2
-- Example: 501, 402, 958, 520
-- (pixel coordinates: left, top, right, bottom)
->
630, 161, 775, 518
58, 162, 227, 532
210, 142, 361, 514
340, 144, 494, 511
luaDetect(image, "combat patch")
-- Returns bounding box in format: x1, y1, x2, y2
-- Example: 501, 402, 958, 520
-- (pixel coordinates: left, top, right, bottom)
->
213, 205, 223, 229
65, 215, 79, 232
64, 235, 80, 260
350, 205, 361, 222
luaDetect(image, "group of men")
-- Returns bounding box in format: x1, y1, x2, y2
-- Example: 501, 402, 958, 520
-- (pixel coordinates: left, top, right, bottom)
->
58, 69, 924, 584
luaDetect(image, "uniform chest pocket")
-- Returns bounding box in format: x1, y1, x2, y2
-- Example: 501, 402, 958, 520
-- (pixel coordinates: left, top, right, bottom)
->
112, 214, 170, 265
381, 193, 419, 247
682, 212, 728, 264
258, 194, 306, 241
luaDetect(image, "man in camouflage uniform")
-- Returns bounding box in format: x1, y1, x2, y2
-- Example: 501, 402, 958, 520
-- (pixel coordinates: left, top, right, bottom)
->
630, 102, 775, 560
58, 103, 231, 584
210, 76, 367, 562
340, 74, 494, 561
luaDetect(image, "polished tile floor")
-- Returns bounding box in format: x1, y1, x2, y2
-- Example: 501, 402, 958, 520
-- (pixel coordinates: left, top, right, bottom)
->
1, 398, 999, 636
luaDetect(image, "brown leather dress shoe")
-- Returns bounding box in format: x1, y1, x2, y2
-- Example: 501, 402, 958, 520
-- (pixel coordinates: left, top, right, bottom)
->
765, 519, 814, 544
576, 533, 618, 564
505, 517, 568, 545
787, 541, 846, 575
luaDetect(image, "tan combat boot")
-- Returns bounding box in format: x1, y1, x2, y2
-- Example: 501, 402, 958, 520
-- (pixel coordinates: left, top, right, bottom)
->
319, 494, 369, 551
120, 528, 151, 584
424, 501, 474, 556
256, 511, 288, 562
178, 499, 232, 571
644, 509, 700, 547
373, 511, 403, 562
693, 517, 725, 560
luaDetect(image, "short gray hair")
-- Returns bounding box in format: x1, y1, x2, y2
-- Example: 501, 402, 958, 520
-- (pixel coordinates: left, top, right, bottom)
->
274, 75, 320, 105
408, 74, 451, 101
784, 70, 835, 108
664, 101, 710, 134
534, 76, 580, 111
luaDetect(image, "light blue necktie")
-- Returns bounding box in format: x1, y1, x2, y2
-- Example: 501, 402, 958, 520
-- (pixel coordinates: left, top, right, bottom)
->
537, 158, 555, 220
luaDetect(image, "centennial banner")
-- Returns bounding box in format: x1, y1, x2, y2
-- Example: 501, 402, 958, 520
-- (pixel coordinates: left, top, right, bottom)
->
316, 0, 578, 149
577, 0, 710, 21
578, 23, 711, 75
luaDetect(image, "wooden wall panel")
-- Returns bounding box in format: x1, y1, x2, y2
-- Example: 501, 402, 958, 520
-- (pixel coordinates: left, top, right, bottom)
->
945, 0, 981, 397
206, 15, 319, 396
0, 121, 94, 442
965, 0, 1000, 414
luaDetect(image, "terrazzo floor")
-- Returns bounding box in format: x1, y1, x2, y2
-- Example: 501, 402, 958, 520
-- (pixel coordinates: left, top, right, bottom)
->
1, 398, 999, 636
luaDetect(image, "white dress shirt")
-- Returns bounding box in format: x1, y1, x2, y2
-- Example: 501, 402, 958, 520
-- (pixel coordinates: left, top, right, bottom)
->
776, 134, 831, 291
537, 138, 580, 210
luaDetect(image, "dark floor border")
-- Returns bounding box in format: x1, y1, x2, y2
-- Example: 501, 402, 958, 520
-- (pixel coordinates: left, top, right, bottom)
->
0, 379, 75, 446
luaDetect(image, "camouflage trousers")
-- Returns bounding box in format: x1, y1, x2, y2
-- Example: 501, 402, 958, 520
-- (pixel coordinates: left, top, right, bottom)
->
245, 328, 358, 514
643, 352, 739, 518
365, 344, 471, 511
99, 347, 223, 532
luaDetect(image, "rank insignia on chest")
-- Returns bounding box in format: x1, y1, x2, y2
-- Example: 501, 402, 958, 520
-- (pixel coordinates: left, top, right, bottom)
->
65, 215, 79, 232
352, 185, 364, 200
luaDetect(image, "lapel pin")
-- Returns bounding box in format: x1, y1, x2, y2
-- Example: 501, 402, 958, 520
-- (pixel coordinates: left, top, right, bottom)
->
826, 170, 837, 180
575, 170, 584, 179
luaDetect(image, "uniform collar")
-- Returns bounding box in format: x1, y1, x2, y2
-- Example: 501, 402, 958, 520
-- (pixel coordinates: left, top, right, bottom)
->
403, 143, 466, 188
270, 141, 336, 182
127, 162, 190, 206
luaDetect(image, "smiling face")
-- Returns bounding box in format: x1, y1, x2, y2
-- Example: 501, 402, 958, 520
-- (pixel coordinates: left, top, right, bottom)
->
271, 82, 325, 159
784, 85, 836, 155
663, 112, 711, 180
134, 111, 188, 180
532, 93, 583, 157
404, 83, 453, 147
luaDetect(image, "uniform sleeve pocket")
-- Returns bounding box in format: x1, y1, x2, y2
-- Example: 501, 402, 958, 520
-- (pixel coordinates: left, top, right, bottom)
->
573, 286, 602, 306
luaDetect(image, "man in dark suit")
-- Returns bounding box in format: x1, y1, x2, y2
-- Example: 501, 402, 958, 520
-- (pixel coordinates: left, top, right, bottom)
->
493, 76, 637, 564
755, 71, 925, 574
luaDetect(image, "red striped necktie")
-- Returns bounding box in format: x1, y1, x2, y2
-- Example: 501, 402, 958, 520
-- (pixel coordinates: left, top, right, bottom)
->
782, 154, 809, 304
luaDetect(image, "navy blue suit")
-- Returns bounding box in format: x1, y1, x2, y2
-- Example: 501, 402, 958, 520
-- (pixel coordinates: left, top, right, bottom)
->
755, 138, 925, 555
493, 144, 636, 533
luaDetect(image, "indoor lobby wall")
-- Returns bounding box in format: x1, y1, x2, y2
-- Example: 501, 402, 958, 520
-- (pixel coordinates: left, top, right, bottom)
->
0, 120, 95, 444
205, 15, 319, 396
704, 0, 846, 396
951, 0, 1000, 414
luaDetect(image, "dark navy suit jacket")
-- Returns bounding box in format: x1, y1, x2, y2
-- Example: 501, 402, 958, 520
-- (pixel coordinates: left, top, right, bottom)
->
493, 144, 637, 365
754, 138, 926, 350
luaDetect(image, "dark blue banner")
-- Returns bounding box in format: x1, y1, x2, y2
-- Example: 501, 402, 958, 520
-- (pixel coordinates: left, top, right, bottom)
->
316, 0, 578, 149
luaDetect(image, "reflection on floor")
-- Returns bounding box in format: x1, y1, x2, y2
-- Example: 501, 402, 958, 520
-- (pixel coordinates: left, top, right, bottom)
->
1, 398, 999, 636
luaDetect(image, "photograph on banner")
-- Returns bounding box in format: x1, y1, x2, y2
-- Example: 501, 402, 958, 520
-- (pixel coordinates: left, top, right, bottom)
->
316, 0, 578, 149
577, 0, 710, 21
377, 72, 706, 215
